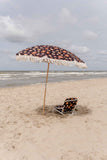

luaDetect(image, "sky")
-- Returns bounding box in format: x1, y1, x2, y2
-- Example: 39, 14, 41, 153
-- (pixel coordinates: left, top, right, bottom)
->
0, 0, 107, 71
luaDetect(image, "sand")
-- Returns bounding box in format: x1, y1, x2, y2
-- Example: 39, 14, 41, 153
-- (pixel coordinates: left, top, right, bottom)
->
0, 78, 107, 160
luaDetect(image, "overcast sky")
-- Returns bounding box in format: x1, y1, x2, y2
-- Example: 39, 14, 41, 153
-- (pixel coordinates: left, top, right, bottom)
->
0, 0, 107, 71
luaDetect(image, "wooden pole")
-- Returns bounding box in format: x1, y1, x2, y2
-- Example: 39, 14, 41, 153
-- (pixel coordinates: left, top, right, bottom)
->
43, 63, 50, 115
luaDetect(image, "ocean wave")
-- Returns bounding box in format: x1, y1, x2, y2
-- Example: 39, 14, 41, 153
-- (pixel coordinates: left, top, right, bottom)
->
0, 71, 107, 81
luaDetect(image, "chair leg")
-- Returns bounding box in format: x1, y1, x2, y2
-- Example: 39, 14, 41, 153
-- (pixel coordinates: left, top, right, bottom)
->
54, 107, 64, 115
55, 109, 64, 115
72, 105, 78, 114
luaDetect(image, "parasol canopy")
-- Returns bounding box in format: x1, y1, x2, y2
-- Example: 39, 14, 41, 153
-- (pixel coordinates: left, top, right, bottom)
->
16, 45, 87, 114
16, 45, 87, 68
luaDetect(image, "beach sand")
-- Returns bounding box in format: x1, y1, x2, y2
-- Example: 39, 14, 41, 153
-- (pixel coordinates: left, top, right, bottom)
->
0, 78, 107, 160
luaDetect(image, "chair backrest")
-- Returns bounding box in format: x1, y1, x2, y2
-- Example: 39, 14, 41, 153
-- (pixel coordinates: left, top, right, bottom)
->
64, 98, 78, 109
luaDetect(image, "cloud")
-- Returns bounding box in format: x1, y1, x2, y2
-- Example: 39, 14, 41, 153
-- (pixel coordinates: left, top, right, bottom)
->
0, 0, 10, 2
98, 50, 107, 54
69, 45, 90, 54
0, 48, 19, 64
0, 49, 16, 54
59, 8, 77, 25
57, 40, 90, 54
8, 54, 16, 60
0, 16, 55, 43
87, 17, 99, 24
83, 30, 98, 40
0, 16, 26, 42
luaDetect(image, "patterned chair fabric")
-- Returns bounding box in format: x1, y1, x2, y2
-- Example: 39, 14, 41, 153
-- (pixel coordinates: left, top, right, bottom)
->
55, 98, 78, 115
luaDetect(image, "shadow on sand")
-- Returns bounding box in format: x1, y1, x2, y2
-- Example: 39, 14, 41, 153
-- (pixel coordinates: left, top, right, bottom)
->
35, 105, 91, 118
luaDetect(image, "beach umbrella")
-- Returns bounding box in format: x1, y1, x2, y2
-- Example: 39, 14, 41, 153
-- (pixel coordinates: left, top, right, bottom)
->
16, 45, 87, 114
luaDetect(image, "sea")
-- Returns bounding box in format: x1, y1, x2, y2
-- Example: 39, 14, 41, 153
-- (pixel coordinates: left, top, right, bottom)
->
0, 71, 107, 88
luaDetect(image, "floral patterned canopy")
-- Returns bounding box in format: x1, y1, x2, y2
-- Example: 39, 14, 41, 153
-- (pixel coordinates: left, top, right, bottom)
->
16, 45, 87, 68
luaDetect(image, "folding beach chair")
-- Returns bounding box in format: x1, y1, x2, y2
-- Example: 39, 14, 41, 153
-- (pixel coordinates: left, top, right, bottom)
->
55, 98, 78, 115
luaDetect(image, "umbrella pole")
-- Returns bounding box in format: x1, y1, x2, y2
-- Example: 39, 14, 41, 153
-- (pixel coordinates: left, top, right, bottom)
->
43, 62, 50, 115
